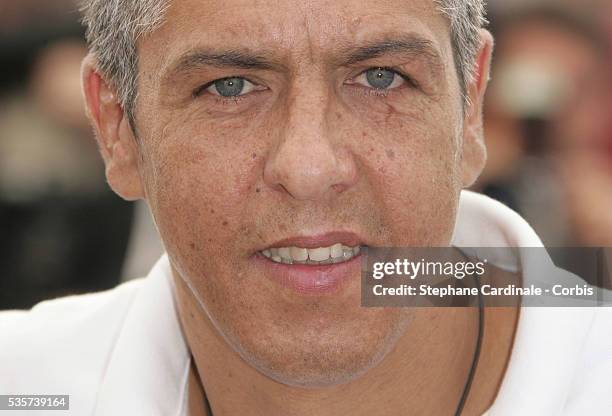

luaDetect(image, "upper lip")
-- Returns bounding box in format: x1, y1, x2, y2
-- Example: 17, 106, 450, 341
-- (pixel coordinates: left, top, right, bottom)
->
261, 231, 365, 251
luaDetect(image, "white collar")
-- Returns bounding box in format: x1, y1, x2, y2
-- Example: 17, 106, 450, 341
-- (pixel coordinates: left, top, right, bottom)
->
93, 254, 191, 416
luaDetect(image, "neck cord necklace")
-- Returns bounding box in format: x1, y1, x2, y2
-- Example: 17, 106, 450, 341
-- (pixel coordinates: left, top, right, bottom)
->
203, 275, 484, 416
454, 272, 485, 416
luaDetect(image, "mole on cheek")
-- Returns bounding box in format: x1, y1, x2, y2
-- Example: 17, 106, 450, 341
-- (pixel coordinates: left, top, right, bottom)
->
386, 149, 395, 160
251, 153, 257, 159
222, 220, 229, 226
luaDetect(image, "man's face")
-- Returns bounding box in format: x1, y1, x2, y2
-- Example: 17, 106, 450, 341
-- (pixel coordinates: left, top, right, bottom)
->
122, 0, 484, 387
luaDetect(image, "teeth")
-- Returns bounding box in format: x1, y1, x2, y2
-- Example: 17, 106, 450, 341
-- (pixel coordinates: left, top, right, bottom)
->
308, 247, 331, 262
290, 247, 308, 261
330, 243, 343, 259
261, 243, 362, 265
278, 247, 291, 259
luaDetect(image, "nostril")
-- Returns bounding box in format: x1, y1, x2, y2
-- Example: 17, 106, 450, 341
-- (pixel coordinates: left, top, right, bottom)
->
277, 183, 292, 196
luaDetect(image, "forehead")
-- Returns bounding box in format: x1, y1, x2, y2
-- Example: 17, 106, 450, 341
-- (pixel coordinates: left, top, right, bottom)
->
143, 0, 453, 69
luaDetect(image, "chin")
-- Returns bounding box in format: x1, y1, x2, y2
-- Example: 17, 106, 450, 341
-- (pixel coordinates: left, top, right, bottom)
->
228, 312, 411, 389
256, 349, 389, 389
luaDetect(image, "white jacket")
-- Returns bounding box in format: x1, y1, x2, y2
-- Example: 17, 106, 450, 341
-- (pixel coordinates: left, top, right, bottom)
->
1, 191, 611, 415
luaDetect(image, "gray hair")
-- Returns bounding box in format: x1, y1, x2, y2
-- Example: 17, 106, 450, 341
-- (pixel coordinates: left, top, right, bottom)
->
80, 0, 487, 125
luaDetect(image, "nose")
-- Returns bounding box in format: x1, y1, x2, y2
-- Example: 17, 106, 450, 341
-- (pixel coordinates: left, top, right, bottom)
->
263, 81, 358, 201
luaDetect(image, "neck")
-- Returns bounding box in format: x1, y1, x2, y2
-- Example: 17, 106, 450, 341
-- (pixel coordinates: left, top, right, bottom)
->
174, 274, 484, 416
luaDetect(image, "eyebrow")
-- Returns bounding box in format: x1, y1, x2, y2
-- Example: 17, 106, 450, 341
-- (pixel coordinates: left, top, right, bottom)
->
165, 34, 444, 81
168, 49, 280, 77
338, 34, 444, 70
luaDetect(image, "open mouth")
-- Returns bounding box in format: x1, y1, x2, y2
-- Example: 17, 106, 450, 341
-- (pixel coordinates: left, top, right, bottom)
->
254, 232, 366, 294
260, 244, 362, 265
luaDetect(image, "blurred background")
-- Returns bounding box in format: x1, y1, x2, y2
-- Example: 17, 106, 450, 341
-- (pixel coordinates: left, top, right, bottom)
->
0, 0, 610, 309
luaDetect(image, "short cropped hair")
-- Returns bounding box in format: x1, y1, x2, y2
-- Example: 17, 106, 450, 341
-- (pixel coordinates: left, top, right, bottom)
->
80, 0, 487, 125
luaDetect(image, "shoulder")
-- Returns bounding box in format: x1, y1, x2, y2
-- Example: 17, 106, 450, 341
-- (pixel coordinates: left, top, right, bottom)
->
0, 278, 143, 346
0, 279, 145, 411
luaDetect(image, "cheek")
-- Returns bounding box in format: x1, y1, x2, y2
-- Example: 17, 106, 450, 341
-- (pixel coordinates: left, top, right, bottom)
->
347, 100, 461, 245
143, 119, 263, 264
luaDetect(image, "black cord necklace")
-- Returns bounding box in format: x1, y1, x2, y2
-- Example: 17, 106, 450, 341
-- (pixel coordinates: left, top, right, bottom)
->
203, 275, 484, 416
454, 273, 485, 416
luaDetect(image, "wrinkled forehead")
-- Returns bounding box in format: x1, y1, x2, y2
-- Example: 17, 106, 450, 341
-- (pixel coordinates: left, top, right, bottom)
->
142, 0, 454, 71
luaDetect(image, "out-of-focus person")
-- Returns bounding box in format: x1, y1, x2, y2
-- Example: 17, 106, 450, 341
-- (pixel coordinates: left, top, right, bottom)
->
475, 6, 612, 247
0, 38, 135, 309
558, 0, 612, 247
0, 0, 165, 308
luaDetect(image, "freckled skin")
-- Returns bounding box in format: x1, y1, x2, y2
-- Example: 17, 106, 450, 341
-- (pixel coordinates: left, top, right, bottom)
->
82, 0, 496, 414
139, 0, 462, 386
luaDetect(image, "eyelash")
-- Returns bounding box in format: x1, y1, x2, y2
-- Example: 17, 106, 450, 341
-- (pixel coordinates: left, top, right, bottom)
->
192, 83, 209, 98
191, 67, 419, 102
354, 67, 419, 91
396, 70, 419, 89
191, 78, 255, 100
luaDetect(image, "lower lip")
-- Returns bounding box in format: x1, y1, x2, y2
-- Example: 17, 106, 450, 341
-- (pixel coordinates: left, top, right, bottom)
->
252, 252, 363, 295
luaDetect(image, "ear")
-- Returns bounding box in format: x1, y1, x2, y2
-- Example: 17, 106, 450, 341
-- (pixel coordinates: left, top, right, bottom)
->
460, 29, 494, 188
81, 53, 144, 201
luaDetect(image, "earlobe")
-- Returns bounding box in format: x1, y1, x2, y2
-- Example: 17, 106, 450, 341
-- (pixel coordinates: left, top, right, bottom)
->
461, 29, 494, 188
81, 54, 144, 201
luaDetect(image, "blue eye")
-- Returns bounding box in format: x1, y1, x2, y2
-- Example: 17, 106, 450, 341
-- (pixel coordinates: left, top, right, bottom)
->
366, 68, 395, 89
205, 77, 256, 97
354, 67, 407, 90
